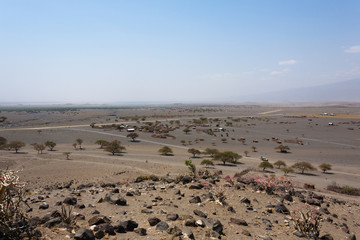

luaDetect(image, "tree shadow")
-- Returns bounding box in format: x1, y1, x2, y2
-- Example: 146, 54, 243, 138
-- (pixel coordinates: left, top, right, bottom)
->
13, 152, 28, 154
297, 172, 318, 176
322, 172, 334, 175
216, 163, 237, 167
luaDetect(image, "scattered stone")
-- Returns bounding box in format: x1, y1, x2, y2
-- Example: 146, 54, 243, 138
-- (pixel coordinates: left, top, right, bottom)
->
167, 226, 182, 236
293, 230, 306, 238
189, 184, 204, 189
227, 206, 236, 213
43, 217, 62, 228
104, 193, 127, 206
134, 227, 147, 236
156, 221, 169, 231
185, 218, 196, 227
39, 202, 49, 210
94, 223, 115, 235
193, 209, 207, 218
196, 219, 205, 227
189, 196, 201, 203
203, 218, 223, 234
242, 229, 251, 236
74, 228, 95, 240
118, 220, 139, 231
182, 229, 195, 239
230, 218, 248, 226
275, 203, 289, 214
320, 234, 334, 240
205, 231, 221, 239
148, 217, 161, 226
63, 197, 77, 205
166, 213, 179, 221
182, 176, 192, 184
240, 197, 251, 205
92, 210, 100, 215
88, 215, 110, 226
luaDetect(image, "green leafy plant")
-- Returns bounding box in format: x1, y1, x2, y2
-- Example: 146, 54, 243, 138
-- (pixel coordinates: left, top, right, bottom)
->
185, 160, 196, 177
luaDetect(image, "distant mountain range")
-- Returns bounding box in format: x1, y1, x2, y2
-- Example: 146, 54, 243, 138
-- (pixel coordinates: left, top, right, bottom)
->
242, 79, 360, 103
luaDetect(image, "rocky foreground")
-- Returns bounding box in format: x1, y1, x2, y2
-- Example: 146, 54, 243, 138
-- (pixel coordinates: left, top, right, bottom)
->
21, 171, 359, 240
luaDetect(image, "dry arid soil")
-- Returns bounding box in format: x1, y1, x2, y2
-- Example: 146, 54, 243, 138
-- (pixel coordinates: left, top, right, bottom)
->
0, 105, 359, 239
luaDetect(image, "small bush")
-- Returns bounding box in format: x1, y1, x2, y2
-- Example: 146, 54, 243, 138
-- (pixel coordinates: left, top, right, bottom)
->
327, 184, 360, 196
292, 209, 321, 238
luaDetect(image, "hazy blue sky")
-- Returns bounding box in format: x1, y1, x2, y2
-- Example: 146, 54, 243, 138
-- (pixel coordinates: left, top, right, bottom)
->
1, 1, 359, 103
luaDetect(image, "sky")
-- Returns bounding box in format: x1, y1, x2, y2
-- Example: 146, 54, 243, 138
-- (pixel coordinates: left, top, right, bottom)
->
0, 0, 360, 104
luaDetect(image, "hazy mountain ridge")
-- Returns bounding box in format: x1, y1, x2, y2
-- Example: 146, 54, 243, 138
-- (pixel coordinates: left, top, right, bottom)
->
243, 79, 360, 103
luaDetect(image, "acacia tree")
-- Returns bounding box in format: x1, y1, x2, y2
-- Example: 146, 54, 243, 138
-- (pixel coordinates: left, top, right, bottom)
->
281, 167, 294, 176
292, 162, 316, 174
259, 161, 273, 171
8, 141, 25, 153
44, 141, 56, 151
201, 159, 214, 167
251, 146, 257, 152
214, 151, 241, 165
319, 163, 332, 173
183, 128, 191, 134
105, 140, 125, 155
63, 152, 71, 160
158, 146, 173, 156
95, 140, 109, 149
244, 150, 249, 157
204, 148, 219, 157
275, 144, 290, 153
33, 143, 45, 154
76, 138, 83, 150
127, 133, 139, 142
188, 148, 201, 158
72, 143, 77, 150
274, 160, 286, 169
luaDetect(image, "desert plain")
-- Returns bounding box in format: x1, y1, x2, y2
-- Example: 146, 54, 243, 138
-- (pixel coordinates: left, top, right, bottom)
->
0, 104, 359, 240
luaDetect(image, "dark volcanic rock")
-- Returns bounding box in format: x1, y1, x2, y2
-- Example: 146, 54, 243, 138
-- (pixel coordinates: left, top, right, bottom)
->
275, 203, 290, 214
230, 218, 248, 226
148, 217, 161, 226
63, 197, 77, 205
182, 176, 192, 184
189, 184, 204, 189
39, 202, 49, 210
94, 223, 115, 235
43, 217, 62, 228
166, 213, 179, 221
189, 196, 201, 203
182, 229, 195, 239
88, 215, 110, 226
134, 227, 147, 236
320, 234, 334, 240
74, 228, 95, 240
104, 193, 127, 206
193, 209, 207, 218
156, 221, 169, 231
203, 218, 223, 234
118, 220, 138, 231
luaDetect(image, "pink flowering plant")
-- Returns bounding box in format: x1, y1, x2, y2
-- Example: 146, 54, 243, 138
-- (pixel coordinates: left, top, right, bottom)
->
244, 174, 295, 195
0, 168, 32, 238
